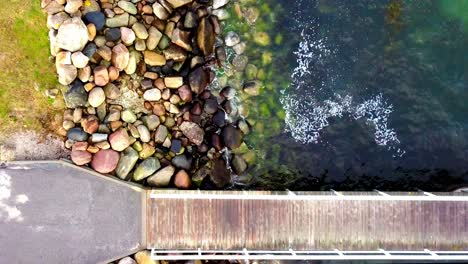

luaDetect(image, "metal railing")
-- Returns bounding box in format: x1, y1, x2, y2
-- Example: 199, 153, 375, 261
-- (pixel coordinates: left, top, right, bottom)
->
150, 249, 468, 260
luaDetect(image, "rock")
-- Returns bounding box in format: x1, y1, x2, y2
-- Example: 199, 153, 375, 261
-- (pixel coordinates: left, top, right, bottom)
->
197, 17, 215, 56
134, 251, 157, 264
164, 77, 183, 88
253, 31, 271, 46
117, 1, 137, 15
132, 22, 148, 40
120, 27, 136, 45
67, 128, 88, 141
88, 87, 106, 107
154, 125, 168, 143
232, 154, 247, 174
212, 9, 229, 20
224, 31, 240, 47
133, 157, 160, 181
135, 39, 146, 51
115, 147, 139, 180
139, 143, 155, 159
174, 170, 191, 189
111, 43, 130, 70
71, 52, 89, 68
146, 27, 162, 50
82, 42, 97, 57
57, 64, 77, 85
163, 44, 187, 62
125, 50, 139, 74
71, 149, 92, 165
144, 51, 166, 66
84, 11, 106, 31
62, 120, 75, 130
56, 17, 88, 52
64, 0, 83, 15
189, 67, 209, 94
213, 110, 227, 127
43, 0, 64, 15
167, 0, 193, 8
152, 2, 169, 20
94, 66, 109, 86
178, 85, 192, 102
105, 28, 121, 41
78, 66, 91, 82
81, 116, 99, 134
147, 165, 175, 187
137, 125, 151, 143
222, 125, 243, 149
180, 122, 204, 145
118, 257, 136, 264
90, 133, 108, 142
121, 110, 137, 123
82, 0, 100, 14
97, 46, 112, 61
143, 88, 161, 101
64, 80, 88, 108
204, 98, 218, 114
171, 154, 192, 170
106, 13, 129, 28
221, 86, 236, 99
211, 158, 231, 188
109, 128, 131, 151
170, 139, 182, 153
104, 83, 121, 99
47, 12, 69, 30
243, 80, 261, 96
171, 28, 191, 51
232, 55, 248, 71
213, 0, 229, 9
91, 149, 120, 174
233, 42, 246, 54
184, 11, 197, 28
142, 115, 160, 131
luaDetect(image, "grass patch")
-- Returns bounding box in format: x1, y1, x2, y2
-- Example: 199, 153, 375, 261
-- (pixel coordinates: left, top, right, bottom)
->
0, 0, 62, 139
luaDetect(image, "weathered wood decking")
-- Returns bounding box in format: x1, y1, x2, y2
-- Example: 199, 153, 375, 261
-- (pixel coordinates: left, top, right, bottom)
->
147, 190, 468, 251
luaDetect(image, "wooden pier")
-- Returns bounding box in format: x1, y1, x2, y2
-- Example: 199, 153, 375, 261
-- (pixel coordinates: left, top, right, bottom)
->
1, 161, 467, 263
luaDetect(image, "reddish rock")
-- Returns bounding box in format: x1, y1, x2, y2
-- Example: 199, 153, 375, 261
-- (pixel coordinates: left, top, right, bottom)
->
178, 85, 192, 102
71, 149, 92, 165
72, 141, 89, 151
174, 170, 191, 189
189, 67, 209, 94
81, 116, 99, 134
108, 66, 119, 81
111, 43, 130, 71
180, 121, 204, 145
94, 66, 109, 86
91, 149, 120, 174
109, 128, 131, 151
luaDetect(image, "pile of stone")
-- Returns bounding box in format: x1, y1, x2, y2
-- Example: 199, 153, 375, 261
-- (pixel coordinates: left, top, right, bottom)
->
42, 0, 247, 188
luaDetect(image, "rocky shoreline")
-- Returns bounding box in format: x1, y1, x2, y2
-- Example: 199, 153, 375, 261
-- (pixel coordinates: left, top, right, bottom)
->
42, 0, 248, 189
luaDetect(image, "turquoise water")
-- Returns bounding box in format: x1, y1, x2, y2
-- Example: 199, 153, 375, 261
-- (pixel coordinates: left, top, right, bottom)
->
232, 0, 468, 191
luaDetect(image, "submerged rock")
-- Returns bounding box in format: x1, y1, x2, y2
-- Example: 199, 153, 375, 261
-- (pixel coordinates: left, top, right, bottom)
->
222, 125, 243, 149
210, 158, 231, 188
180, 122, 204, 145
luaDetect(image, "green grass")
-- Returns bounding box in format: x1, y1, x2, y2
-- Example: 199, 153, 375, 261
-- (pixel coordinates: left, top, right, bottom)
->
0, 0, 62, 139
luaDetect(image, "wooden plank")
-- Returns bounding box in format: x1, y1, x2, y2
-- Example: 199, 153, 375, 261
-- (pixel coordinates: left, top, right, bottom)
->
147, 191, 468, 250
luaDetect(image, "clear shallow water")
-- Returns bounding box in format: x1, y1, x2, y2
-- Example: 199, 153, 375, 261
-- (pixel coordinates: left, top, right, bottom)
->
241, 0, 468, 191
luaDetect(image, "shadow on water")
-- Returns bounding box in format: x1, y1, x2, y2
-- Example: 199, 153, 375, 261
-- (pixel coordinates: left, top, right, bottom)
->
238, 0, 468, 191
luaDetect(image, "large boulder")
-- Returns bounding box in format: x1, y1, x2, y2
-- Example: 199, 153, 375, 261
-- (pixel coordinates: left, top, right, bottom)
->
55, 17, 88, 52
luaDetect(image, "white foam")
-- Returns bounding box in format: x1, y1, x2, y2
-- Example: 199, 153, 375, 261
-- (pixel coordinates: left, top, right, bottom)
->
280, 26, 404, 157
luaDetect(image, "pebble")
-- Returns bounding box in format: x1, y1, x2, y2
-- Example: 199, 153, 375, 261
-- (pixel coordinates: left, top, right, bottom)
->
94, 66, 109, 86
57, 64, 77, 85
105, 28, 121, 41
143, 88, 161, 101
152, 2, 169, 20
64, 0, 83, 15
144, 51, 166, 66
84, 11, 105, 31
71, 51, 89, 68
118, 257, 136, 264
117, 1, 137, 15
81, 116, 99, 134
146, 27, 162, 50
111, 43, 130, 70
137, 125, 151, 143
109, 128, 131, 151
233, 42, 246, 55
133, 157, 161, 181
64, 81, 88, 108
224, 31, 240, 47
171, 154, 192, 170
121, 110, 137, 123
105, 13, 129, 28
180, 122, 204, 145
120, 27, 136, 45
88, 87, 106, 107
116, 147, 139, 180
56, 17, 89, 52
90, 133, 108, 143
154, 125, 168, 143
104, 83, 120, 99
147, 165, 175, 187
132, 22, 149, 39
71, 149, 92, 165
210, 158, 231, 188
91, 149, 120, 174
222, 125, 243, 149
174, 169, 191, 189
232, 154, 247, 174
142, 115, 160, 131
134, 251, 157, 264
178, 85, 192, 102
189, 67, 209, 94
164, 77, 183, 88
197, 17, 215, 56
213, 0, 229, 9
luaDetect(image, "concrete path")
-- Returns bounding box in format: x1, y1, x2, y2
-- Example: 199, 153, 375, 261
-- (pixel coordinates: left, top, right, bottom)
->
0, 161, 145, 264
